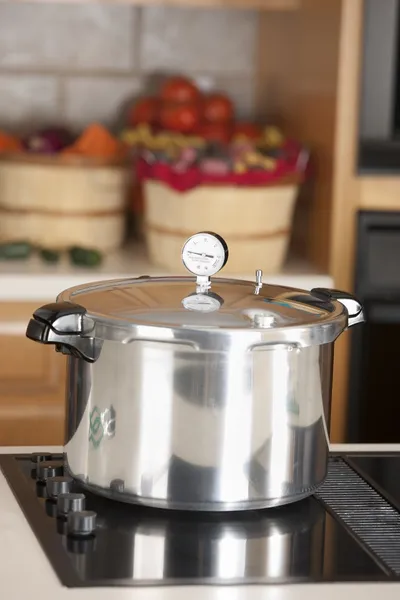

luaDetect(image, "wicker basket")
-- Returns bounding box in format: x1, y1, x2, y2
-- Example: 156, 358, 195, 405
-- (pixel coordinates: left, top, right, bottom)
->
0, 154, 129, 250
144, 179, 299, 274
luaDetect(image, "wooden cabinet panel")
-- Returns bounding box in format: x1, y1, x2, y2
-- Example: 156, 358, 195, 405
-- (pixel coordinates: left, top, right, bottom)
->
0, 302, 66, 446
14, 0, 300, 9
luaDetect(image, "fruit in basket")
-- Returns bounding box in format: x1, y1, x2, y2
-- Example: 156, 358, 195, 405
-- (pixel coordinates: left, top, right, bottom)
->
24, 127, 73, 154
263, 126, 285, 147
62, 123, 127, 160
0, 131, 23, 153
199, 157, 231, 176
202, 94, 234, 123
128, 97, 160, 127
195, 121, 232, 145
160, 77, 200, 104
244, 150, 277, 171
233, 122, 262, 141
159, 102, 201, 133
171, 145, 200, 172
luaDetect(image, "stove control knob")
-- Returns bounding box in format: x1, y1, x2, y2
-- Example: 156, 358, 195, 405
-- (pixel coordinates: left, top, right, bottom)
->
67, 510, 97, 537
45, 500, 58, 518
66, 536, 96, 554
57, 493, 86, 517
36, 482, 48, 499
36, 461, 64, 481
30, 453, 53, 465
46, 476, 73, 499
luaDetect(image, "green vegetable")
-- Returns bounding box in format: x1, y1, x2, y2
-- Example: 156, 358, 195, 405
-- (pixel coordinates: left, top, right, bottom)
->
40, 249, 61, 263
69, 247, 103, 267
0, 241, 32, 260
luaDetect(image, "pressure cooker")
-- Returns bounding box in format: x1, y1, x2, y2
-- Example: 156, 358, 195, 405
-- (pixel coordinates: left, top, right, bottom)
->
26, 231, 364, 511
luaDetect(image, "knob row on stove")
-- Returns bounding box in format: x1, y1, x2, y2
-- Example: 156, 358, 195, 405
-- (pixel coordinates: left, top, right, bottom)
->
47, 476, 73, 499
30, 453, 53, 465
45, 492, 86, 518
57, 492, 85, 516
36, 460, 64, 481
48, 505, 97, 538
67, 511, 97, 537
44, 488, 97, 537
31, 452, 97, 539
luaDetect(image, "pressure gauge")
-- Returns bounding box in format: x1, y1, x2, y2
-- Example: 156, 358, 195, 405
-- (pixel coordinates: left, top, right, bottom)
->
182, 232, 228, 277
182, 292, 223, 313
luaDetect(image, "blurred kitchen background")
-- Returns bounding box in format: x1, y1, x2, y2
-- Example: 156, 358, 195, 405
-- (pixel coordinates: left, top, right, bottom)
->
0, 0, 398, 449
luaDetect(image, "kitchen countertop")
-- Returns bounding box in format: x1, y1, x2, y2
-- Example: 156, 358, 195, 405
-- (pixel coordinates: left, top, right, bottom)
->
1, 243, 334, 301
1, 443, 400, 600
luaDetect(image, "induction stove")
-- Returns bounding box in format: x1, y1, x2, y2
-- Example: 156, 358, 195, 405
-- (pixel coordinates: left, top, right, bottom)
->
2, 452, 400, 588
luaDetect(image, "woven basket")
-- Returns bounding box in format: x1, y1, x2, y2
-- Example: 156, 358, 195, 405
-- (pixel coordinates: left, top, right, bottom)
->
0, 154, 129, 250
144, 179, 299, 274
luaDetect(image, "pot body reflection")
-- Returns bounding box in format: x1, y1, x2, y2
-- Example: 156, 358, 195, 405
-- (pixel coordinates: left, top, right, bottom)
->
65, 497, 325, 583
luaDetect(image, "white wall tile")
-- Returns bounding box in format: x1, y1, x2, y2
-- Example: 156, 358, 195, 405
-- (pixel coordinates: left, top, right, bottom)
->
0, 5, 136, 71
0, 5, 258, 131
64, 76, 143, 130
0, 75, 58, 131
140, 7, 257, 74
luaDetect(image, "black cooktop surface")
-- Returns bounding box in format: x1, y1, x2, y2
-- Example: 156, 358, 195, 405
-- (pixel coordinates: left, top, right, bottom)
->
2, 452, 400, 588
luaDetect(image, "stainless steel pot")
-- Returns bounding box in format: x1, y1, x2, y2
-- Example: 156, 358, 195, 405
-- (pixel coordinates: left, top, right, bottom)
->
26, 232, 364, 511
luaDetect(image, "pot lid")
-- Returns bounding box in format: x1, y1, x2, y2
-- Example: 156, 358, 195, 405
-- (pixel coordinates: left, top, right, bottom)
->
61, 276, 345, 331
57, 232, 363, 347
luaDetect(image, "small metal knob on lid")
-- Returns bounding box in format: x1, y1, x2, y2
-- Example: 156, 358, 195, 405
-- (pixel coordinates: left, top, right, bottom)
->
254, 269, 263, 295
36, 460, 64, 481
67, 510, 97, 537
253, 314, 275, 328
46, 476, 73, 499
57, 492, 86, 517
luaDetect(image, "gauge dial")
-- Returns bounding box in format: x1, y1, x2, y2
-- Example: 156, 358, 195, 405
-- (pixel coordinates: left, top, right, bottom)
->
182, 292, 223, 313
181, 232, 228, 276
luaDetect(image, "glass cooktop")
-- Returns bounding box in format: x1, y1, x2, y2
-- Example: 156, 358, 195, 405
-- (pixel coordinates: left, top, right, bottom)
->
1, 452, 400, 588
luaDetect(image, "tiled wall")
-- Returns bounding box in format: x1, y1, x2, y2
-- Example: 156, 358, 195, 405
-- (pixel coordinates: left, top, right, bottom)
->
0, 4, 258, 133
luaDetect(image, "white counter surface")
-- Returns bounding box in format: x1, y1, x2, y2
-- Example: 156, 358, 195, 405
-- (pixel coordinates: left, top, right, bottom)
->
0, 444, 399, 600
1, 243, 333, 301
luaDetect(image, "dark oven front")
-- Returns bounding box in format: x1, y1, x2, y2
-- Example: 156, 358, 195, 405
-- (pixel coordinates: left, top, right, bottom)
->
348, 211, 400, 442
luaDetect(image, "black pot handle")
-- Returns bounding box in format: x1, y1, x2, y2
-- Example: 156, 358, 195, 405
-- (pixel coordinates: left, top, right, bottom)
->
26, 301, 102, 363
311, 288, 365, 327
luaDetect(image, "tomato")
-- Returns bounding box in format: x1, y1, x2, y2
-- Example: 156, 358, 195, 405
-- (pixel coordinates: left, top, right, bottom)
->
202, 94, 234, 123
129, 97, 159, 126
233, 122, 262, 140
159, 102, 201, 133
195, 121, 233, 145
160, 77, 200, 104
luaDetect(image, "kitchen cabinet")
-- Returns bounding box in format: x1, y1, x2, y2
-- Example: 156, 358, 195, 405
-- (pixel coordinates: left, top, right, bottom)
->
0, 302, 66, 446
0, 0, 370, 444
254, 0, 365, 442
9, 0, 299, 9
